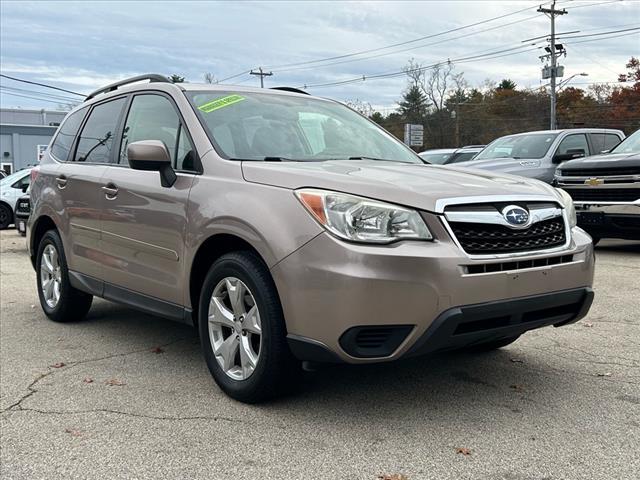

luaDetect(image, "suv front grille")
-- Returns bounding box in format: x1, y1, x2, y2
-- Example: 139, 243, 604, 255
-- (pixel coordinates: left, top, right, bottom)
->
560, 167, 640, 177
449, 217, 566, 255
15, 198, 31, 215
565, 188, 639, 202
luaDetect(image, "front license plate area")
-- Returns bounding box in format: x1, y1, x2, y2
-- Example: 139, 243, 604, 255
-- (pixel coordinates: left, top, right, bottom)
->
577, 211, 605, 226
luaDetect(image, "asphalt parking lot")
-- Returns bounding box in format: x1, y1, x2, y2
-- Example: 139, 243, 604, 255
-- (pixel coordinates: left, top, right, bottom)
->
0, 228, 638, 480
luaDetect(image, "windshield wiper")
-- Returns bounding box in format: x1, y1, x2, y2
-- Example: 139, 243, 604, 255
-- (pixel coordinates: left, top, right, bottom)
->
230, 157, 303, 162
348, 156, 416, 164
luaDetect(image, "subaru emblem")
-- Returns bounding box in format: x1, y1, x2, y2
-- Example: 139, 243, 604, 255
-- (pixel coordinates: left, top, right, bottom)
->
501, 205, 530, 228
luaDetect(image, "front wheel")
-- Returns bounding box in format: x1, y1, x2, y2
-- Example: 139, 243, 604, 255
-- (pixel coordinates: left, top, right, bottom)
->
36, 230, 93, 322
0, 203, 12, 229
198, 251, 299, 403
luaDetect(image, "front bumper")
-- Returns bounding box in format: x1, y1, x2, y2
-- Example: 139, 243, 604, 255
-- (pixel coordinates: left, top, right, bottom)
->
575, 203, 640, 240
272, 221, 595, 364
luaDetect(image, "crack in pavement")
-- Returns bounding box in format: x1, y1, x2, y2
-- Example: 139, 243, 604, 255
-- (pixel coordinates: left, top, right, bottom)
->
6, 406, 245, 424
0, 336, 195, 415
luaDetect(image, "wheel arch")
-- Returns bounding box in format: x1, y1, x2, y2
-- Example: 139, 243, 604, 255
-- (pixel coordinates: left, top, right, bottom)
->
188, 233, 275, 328
30, 215, 58, 269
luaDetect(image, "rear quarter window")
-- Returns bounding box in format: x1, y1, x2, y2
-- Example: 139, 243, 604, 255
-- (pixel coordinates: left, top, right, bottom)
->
49, 107, 88, 161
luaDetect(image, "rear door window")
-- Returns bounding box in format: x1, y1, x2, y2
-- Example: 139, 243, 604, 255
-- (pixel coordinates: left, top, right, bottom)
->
49, 107, 88, 161
590, 133, 622, 154
555, 134, 589, 156
74, 98, 126, 163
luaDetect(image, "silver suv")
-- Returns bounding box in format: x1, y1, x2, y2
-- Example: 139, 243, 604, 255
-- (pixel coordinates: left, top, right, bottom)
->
465, 129, 625, 183
29, 75, 595, 402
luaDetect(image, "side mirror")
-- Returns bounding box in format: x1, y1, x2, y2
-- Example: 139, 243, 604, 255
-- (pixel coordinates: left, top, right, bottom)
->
21, 184, 29, 193
127, 140, 177, 188
553, 148, 586, 163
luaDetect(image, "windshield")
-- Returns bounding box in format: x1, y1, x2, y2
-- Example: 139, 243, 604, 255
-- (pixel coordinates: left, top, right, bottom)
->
0, 169, 29, 186
187, 91, 422, 163
418, 151, 454, 164
473, 133, 558, 161
611, 129, 640, 154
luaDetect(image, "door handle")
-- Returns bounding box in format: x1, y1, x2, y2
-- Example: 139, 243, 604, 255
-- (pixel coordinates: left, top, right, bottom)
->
56, 175, 68, 189
102, 183, 119, 199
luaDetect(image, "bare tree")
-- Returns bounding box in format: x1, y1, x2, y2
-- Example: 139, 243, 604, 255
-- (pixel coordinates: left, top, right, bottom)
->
403, 59, 459, 112
203, 72, 216, 84
345, 99, 373, 117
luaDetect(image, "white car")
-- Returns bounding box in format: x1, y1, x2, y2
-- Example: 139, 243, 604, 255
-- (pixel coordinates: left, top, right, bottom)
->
0, 168, 32, 229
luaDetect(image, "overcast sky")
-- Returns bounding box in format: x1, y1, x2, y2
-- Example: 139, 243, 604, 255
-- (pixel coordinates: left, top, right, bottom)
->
1, 0, 638, 111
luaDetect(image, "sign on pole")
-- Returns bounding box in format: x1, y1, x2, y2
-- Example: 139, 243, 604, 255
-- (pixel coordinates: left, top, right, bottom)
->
404, 124, 424, 147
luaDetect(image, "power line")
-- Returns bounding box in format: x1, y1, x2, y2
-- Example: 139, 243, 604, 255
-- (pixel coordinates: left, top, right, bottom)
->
0, 85, 80, 102
0, 91, 75, 105
218, 1, 550, 83
272, 14, 541, 74
0, 74, 84, 96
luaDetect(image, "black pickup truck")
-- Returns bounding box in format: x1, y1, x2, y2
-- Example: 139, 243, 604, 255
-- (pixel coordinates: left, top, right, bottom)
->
554, 129, 640, 244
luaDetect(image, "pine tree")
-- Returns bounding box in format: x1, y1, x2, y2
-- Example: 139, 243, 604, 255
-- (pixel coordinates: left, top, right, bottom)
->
398, 85, 429, 124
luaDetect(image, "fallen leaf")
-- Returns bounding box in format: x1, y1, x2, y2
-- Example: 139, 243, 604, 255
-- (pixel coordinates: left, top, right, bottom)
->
583, 322, 594, 328
509, 358, 524, 363
596, 372, 612, 377
105, 378, 126, 386
455, 447, 472, 456
509, 384, 525, 392
51, 362, 66, 368
378, 475, 409, 480
151, 346, 164, 354
64, 428, 83, 437
82, 377, 94, 384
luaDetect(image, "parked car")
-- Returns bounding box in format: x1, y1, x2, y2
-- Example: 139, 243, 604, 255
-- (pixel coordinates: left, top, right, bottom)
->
15, 191, 30, 236
29, 75, 595, 403
555, 129, 640, 244
464, 129, 624, 184
0, 168, 32, 229
418, 145, 485, 165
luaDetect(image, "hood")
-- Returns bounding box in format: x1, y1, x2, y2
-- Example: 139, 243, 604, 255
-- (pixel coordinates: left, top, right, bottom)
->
241, 160, 557, 212
461, 157, 543, 174
559, 152, 640, 170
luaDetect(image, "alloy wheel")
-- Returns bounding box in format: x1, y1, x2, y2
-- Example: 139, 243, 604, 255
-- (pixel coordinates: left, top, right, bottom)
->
40, 244, 61, 308
208, 277, 262, 381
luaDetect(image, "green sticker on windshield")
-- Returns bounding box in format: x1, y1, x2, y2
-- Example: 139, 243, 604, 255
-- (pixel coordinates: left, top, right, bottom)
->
198, 94, 245, 113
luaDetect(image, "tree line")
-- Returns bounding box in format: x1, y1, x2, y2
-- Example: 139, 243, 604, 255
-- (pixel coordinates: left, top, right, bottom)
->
362, 57, 640, 149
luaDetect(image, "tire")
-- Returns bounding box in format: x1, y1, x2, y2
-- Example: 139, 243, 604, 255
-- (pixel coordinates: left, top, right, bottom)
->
198, 251, 299, 403
36, 230, 93, 322
0, 203, 12, 230
465, 335, 520, 352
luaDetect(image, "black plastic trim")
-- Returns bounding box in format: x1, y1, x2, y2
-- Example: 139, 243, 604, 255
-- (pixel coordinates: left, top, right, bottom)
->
68, 270, 193, 326
339, 325, 414, 358
287, 334, 342, 363
405, 287, 594, 358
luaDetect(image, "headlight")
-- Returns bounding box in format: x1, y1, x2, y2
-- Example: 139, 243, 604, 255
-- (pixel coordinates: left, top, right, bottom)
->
555, 187, 577, 228
295, 189, 432, 244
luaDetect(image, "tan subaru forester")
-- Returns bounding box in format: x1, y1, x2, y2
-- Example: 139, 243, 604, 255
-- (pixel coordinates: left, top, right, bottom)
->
28, 75, 595, 402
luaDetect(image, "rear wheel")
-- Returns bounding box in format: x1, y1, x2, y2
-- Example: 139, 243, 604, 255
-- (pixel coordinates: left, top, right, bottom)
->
36, 230, 93, 322
465, 335, 520, 352
0, 203, 12, 229
198, 251, 299, 403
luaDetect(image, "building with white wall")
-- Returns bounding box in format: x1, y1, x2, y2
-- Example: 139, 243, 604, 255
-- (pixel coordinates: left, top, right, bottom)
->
0, 109, 67, 174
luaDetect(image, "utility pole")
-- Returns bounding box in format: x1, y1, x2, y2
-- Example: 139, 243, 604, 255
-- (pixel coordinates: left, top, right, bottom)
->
249, 67, 273, 88
538, 1, 567, 130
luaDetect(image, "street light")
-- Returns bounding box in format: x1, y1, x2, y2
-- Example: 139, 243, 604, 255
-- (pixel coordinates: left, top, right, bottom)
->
558, 72, 588, 90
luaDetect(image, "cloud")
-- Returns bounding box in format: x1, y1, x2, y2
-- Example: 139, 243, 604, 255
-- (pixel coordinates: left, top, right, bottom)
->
1, 0, 638, 109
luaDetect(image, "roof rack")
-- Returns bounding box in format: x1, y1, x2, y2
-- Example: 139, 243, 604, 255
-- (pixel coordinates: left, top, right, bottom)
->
269, 86, 309, 95
461, 145, 486, 149
85, 74, 172, 101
